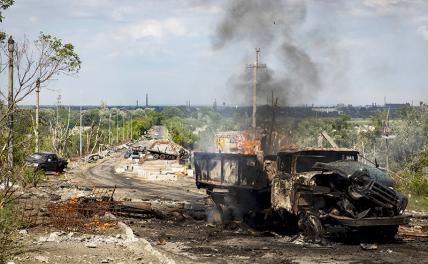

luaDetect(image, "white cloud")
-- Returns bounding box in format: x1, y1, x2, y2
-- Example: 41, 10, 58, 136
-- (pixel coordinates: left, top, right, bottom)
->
363, 0, 402, 15
120, 18, 187, 40
336, 38, 366, 50
412, 15, 428, 23
362, 0, 428, 16
417, 25, 428, 41
29, 16, 38, 23
363, 0, 400, 8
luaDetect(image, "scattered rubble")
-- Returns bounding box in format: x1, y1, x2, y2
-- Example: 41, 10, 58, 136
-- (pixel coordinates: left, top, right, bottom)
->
360, 243, 378, 250
8, 140, 428, 264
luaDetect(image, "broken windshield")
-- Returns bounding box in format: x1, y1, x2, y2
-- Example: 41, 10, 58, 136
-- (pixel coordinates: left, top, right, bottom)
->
313, 160, 395, 187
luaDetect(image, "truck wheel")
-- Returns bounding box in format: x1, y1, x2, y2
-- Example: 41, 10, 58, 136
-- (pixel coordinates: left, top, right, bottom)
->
298, 212, 323, 243
153, 154, 159, 160
160, 154, 166, 160
380, 225, 399, 241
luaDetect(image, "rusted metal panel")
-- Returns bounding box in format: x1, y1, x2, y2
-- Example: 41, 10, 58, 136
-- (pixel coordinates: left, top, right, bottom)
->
271, 177, 292, 211
194, 152, 268, 189
329, 214, 410, 227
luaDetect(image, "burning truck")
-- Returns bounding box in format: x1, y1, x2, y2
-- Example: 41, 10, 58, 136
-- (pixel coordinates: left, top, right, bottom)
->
194, 148, 409, 241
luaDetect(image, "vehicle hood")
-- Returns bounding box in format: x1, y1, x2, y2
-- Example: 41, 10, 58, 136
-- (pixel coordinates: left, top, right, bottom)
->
24, 156, 42, 163
313, 160, 395, 187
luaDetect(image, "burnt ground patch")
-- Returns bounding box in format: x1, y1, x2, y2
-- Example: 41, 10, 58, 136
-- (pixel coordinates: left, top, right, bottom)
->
130, 217, 428, 264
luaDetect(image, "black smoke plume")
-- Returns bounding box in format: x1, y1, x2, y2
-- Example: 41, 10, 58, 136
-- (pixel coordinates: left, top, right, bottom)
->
213, 0, 322, 106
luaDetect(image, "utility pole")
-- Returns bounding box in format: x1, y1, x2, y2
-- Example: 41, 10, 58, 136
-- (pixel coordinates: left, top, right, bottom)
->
79, 105, 83, 158
268, 90, 278, 154
125, 113, 129, 141
35, 78, 40, 152
108, 111, 112, 145
247, 48, 266, 139
116, 110, 119, 144
7, 36, 14, 170
122, 113, 125, 142
130, 113, 133, 140
382, 108, 395, 172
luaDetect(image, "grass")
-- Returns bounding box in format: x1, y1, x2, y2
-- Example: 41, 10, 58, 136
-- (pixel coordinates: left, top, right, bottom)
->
349, 118, 371, 125
407, 195, 428, 211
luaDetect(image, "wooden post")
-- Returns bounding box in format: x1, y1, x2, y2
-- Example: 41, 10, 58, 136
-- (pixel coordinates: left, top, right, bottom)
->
7, 36, 14, 169
35, 79, 40, 152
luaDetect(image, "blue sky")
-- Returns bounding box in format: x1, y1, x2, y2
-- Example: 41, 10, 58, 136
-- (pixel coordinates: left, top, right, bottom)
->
2, 0, 428, 106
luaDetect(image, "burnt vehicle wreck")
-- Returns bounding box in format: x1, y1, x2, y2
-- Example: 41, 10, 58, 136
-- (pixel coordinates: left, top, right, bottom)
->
194, 149, 409, 241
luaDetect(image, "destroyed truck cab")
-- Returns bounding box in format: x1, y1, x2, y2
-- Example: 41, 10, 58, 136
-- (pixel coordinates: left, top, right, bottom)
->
194, 149, 409, 241
272, 149, 409, 241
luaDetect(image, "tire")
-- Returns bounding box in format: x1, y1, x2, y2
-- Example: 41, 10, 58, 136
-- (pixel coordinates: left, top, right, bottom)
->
298, 211, 324, 243
160, 154, 166, 160
153, 154, 159, 160
208, 204, 233, 224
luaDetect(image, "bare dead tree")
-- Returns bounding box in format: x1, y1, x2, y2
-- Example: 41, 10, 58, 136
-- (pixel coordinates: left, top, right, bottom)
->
49, 106, 72, 157
0, 33, 80, 162
0, 33, 80, 209
90, 117, 102, 154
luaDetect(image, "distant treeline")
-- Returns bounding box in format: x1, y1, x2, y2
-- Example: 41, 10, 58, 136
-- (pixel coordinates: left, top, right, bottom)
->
19, 103, 417, 119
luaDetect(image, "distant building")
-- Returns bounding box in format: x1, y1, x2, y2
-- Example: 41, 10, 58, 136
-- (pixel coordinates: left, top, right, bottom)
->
385, 103, 410, 109
312, 107, 339, 114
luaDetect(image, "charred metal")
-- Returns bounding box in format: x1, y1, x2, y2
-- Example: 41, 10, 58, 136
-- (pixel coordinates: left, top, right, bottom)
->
194, 149, 409, 242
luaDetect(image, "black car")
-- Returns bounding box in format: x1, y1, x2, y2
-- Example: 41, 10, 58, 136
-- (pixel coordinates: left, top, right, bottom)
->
25, 152, 68, 172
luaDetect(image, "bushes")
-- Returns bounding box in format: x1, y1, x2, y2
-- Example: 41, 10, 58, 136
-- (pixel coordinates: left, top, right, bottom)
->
0, 202, 20, 263
0, 165, 44, 262
397, 148, 428, 196
164, 117, 198, 149
20, 166, 45, 188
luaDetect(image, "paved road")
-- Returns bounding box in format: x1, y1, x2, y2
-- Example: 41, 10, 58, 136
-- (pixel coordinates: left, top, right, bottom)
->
152, 125, 167, 140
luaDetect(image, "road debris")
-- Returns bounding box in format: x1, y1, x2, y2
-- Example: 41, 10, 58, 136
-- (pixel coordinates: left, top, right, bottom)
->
360, 243, 378, 250
399, 226, 428, 237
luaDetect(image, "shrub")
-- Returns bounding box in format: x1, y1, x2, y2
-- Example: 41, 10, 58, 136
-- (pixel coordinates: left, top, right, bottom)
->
0, 203, 20, 263
20, 166, 45, 188
397, 148, 428, 196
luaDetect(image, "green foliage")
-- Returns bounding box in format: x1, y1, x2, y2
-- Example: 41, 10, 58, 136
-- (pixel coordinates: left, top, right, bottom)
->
20, 166, 45, 188
397, 148, 428, 196
133, 109, 163, 136
162, 107, 185, 119
369, 111, 388, 136
37, 33, 82, 74
0, 109, 34, 166
0, 202, 20, 263
0, 0, 13, 22
164, 116, 198, 148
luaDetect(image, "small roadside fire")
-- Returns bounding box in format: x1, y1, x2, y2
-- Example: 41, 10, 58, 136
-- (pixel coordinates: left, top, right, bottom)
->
215, 131, 261, 154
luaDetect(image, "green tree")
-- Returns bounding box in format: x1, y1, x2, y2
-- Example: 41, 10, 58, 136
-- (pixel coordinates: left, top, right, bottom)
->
0, 0, 13, 23
12, 33, 81, 105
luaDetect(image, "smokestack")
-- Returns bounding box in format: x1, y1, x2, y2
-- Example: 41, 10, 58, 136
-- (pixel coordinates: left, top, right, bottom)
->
136, 100, 139, 107
146, 93, 148, 107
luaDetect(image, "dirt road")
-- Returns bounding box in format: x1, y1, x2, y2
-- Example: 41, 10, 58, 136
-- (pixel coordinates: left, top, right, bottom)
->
62, 152, 428, 264
73, 156, 202, 203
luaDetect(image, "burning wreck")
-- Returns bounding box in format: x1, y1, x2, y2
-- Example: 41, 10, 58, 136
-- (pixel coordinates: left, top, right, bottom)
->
194, 148, 409, 241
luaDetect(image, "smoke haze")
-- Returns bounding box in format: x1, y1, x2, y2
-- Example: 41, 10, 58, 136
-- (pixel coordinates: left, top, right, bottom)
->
213, 0, 325, 106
